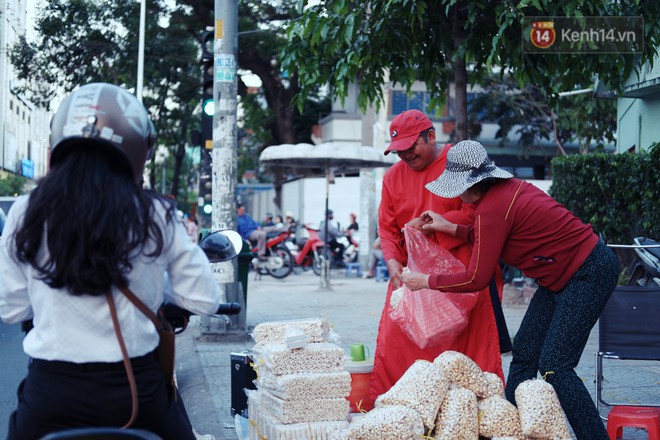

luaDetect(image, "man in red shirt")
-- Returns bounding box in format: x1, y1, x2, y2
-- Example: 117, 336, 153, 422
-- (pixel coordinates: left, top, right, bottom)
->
368, 111, 504, 407
403, 140, 619, 440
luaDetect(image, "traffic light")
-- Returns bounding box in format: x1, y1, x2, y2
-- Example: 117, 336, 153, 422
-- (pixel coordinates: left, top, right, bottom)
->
200, 29, 214, 145
198, 29, 214, 226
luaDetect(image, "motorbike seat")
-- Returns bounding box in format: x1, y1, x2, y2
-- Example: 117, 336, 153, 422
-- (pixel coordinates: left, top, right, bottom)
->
266, 230, 284, 239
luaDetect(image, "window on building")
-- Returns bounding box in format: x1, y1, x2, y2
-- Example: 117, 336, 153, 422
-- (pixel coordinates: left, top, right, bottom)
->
391, 90, 444, 117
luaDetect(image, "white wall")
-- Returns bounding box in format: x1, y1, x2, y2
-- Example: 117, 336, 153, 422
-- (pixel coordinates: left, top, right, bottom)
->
281, 175, 383, 233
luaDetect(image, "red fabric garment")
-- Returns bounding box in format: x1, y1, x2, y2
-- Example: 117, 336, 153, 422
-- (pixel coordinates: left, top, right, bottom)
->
378, 144, 462, 266
368, 146, 504, 408
429, 179, 599, 293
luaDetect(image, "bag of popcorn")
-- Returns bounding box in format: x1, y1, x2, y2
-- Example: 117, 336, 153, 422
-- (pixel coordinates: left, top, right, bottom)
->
375, 360, 450, 430
433, 350, 490, 397
348, 405, 425, 440
432, 385, 478, 440
515, 378, 572, 440
477, 395, 524, 438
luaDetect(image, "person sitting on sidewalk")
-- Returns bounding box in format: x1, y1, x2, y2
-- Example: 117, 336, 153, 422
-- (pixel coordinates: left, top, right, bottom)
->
262, 212, 275, 227
237, 204, 278, 261
363, 236, 383, 279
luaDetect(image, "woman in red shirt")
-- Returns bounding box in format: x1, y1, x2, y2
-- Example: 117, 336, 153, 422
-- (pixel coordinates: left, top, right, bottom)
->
402, 140, 619, 440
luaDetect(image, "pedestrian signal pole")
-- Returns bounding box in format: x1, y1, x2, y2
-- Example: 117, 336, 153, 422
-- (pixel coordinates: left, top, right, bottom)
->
211, 2, 238, 234
200, 0, 244, 334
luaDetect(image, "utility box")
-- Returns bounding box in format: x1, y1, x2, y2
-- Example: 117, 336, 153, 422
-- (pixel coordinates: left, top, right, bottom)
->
230, 351, 257, 417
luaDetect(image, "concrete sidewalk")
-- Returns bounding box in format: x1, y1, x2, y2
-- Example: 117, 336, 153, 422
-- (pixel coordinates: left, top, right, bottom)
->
177, 268, 659, 440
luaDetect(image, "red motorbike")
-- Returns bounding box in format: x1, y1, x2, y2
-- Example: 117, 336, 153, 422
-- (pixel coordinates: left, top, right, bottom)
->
250, 228, 295, 279
290, 224, 326, 276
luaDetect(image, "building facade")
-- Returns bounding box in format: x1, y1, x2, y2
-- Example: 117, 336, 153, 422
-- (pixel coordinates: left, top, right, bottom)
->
0, 0, 50, 185
617, 56, 660, 153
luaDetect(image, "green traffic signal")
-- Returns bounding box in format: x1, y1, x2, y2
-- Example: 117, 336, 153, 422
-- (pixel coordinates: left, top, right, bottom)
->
203, 99, 215, 117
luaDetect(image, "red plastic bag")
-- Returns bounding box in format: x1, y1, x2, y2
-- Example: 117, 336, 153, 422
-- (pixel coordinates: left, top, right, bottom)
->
390, 226, 479, 349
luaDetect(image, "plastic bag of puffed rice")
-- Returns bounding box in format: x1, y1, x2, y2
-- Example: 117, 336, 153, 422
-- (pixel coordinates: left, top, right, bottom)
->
477, 395, 524, 438
251, 318, 329, 344
433, 350, 490, 397
375, 360, 450, 430
258, 388, 350, 424
347, 405, 425, 440
252, 342, 345, 375
327, 429, 350, 440
257, 370, 352, 400
482, 371, 505, 398
515, 378, 572, 440
432, 385, 478, 440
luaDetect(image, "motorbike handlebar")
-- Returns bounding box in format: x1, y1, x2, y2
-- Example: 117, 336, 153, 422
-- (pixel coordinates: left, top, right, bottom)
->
162, 302, 242, 333
215, 302, 242, 315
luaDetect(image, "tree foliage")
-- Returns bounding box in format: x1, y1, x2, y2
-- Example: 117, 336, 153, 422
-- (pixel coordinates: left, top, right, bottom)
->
11, 0, 201, 204
551, 143, 659, 244
0, 174, 28, 196
468, 75, 617, 155
11, 0, 328, 208
282, 0, 660, 141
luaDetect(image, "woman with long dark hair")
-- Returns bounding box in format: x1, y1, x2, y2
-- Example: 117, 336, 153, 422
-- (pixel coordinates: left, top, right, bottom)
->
0, 83, 223, 440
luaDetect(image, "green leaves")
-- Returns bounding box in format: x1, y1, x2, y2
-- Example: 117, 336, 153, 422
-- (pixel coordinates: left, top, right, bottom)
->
281, 0, 660, 123
551, 147, 659, 245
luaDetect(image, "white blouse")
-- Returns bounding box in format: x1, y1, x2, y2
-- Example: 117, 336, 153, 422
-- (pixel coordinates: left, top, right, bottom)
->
0, 195, 223, 363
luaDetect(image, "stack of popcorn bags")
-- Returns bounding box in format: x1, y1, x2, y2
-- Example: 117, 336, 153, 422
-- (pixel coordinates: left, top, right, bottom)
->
247, 318, 352, 440
329, 350, 573, 440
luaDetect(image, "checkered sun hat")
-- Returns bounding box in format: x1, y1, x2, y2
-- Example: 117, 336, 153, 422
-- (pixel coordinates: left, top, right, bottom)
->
425, 140, 513, 198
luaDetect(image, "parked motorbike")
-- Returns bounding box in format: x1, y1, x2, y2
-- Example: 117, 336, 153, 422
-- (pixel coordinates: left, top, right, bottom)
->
626, 236, 660, 287
319, 233, 359, 268
249, 227, 295, 279
289, 224, 326, 276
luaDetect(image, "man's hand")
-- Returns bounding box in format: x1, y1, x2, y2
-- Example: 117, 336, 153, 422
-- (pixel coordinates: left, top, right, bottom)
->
401, 271, 430, 291
386, 259, 405, 289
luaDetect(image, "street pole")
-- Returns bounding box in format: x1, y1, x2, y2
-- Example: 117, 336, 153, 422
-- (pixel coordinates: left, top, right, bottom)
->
212, 5, 238, 233
136, 0, 146, 102
205, 0, 244, 333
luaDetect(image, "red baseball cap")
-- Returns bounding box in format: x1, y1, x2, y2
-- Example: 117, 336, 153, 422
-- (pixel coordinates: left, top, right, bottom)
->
385, 110, 434, 155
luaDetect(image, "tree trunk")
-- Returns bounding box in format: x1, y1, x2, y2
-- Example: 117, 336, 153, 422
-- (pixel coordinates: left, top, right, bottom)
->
171, 121, 188, 200
453, 3, 468, 141
454, 56, 468, 141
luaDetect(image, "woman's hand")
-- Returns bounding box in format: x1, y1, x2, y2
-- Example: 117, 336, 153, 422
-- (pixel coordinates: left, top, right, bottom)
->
401, 271, 430, 291
420, 210, 457, 235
